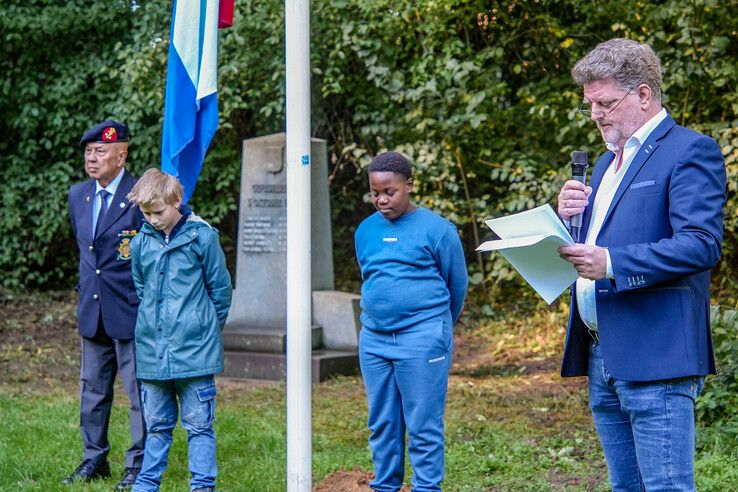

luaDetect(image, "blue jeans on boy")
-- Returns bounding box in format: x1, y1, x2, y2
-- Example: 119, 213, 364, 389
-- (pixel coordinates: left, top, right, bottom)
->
588, 342, 704, 491
133, 376, 217, 492
359, 316, 453, 492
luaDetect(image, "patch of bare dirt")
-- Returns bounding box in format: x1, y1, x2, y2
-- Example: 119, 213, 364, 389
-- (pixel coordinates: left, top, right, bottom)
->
313, 466, 411, 491
452, 328, 560, 378
0, 290, 80, 390
0, 290, 285, 395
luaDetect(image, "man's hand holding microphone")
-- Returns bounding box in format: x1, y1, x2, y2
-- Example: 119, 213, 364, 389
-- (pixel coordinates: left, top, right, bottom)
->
557, 151, 608, 280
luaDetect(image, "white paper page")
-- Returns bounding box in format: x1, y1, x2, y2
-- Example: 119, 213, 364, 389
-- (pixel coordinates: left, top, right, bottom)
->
484, 204, 572, 244
476, 234, 549, 252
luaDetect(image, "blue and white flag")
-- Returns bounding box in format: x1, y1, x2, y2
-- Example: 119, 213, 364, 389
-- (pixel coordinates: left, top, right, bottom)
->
161, 0, 221, 204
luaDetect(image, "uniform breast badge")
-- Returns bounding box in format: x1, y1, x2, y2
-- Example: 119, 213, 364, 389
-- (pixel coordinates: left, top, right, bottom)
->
117, 230, 137, 260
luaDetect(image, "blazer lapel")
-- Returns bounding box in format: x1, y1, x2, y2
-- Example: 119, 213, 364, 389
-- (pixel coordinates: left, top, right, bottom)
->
599, 115, 676, 231
79, 181, 96, 243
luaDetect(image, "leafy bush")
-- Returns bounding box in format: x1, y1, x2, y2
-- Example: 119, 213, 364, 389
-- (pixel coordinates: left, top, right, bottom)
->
0, 0, 736, 306
697, 306, 738, 429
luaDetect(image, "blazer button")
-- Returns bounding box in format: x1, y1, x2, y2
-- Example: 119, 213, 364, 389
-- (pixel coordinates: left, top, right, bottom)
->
88, 245, 94, 252
93, 294, 99, 300
95, 269, 101, 275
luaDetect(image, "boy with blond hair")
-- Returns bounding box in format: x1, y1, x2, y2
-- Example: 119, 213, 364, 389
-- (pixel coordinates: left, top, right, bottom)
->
127, 168, 231, 492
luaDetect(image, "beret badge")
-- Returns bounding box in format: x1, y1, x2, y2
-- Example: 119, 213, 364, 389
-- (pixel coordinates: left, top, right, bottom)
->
102, 127, 118, 142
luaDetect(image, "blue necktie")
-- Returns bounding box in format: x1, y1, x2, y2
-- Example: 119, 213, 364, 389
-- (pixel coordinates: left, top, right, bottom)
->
94, 190, 111, 237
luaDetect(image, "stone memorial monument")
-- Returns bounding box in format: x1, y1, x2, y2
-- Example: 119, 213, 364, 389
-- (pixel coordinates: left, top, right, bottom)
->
223, 133, 360, 381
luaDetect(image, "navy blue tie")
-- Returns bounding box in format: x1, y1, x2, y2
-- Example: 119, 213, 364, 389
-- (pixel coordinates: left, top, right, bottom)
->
95, 190, 111, 237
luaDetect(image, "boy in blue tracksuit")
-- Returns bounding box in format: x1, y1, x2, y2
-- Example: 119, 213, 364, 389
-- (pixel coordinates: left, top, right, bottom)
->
127, 169, 232, 492
354, 152, 468, 492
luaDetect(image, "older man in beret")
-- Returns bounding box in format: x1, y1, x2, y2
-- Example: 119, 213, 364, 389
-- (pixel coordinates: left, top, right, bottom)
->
65, 120, 145, 490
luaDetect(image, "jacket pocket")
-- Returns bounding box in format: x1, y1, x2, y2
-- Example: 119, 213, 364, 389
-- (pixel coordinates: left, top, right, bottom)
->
625, 181, 660, 196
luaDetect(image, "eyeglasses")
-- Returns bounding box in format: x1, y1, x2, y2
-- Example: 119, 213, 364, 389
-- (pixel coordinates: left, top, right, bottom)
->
578, 88, 633, 117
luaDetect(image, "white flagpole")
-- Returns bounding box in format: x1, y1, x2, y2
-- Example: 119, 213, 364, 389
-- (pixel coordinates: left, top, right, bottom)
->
285, 0, 312, 490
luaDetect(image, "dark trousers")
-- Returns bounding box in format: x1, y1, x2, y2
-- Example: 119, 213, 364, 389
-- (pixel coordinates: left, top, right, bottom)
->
80, 327, 145, 468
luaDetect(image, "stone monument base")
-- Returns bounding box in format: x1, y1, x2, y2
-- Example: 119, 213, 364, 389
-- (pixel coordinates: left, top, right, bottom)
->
222, 349, 358, 383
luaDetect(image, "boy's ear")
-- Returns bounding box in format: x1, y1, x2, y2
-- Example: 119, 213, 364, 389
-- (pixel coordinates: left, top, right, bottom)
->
406, 177, 414, 191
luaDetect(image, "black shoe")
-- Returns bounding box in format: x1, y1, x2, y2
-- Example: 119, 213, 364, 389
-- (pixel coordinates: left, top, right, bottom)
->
114, 467, 140, 491
61, 459, 111, 484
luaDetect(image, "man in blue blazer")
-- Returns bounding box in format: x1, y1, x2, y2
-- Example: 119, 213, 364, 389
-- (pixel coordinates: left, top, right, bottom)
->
557, 39, 726, 490
64, 120, 145, 490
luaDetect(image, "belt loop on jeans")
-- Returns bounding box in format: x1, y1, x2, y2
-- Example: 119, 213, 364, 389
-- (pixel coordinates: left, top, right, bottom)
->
588, 328, 600, 344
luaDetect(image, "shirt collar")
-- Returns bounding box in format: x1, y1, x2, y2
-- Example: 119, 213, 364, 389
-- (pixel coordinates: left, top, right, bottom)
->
95, 168, 125, 197
630, 108, 667, 148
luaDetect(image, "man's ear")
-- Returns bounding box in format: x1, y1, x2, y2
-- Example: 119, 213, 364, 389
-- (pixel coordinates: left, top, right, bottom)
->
406, 177, 414, 192
115, 142, 129, 168
638, 84, 653, 110
117, 151, 128, 168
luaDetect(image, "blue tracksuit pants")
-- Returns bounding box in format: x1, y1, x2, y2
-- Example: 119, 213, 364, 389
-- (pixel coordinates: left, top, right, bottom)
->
359, 316, 453, 492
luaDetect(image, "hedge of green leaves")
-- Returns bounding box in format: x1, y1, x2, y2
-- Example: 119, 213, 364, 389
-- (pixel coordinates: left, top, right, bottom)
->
697, 307, 738, 427
1, 1, 736, 308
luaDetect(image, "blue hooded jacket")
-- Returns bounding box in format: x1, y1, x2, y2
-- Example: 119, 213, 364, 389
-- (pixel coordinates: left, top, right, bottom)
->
130, 210, 232, 380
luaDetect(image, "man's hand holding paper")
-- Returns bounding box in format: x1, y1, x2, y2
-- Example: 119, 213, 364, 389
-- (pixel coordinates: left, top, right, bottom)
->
558, 243, 607, 280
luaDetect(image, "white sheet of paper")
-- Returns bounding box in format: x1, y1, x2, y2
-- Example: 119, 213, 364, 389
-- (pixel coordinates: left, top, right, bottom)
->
477, 205, 579, 304
484, 204, 572, 242
477, 234, 550, 251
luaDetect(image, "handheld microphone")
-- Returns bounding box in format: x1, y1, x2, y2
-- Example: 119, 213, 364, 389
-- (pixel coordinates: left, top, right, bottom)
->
569, 150, 589, 242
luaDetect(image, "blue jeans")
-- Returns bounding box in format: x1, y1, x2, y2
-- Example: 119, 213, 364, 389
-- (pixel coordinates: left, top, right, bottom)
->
588, 342, 704, 491
360, 317, 453, 492
132, 376, 217, 492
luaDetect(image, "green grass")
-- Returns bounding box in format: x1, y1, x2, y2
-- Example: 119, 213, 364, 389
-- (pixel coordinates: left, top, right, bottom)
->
2, 372, 738, 491
0, 375, 606, 491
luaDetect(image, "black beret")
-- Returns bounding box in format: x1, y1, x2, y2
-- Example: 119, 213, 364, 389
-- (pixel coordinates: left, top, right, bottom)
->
79, 119, 129, 146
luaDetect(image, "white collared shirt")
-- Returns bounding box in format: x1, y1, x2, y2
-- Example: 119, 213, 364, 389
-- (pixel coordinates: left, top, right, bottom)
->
92, 168, 125, 236
576, 109, 667, 331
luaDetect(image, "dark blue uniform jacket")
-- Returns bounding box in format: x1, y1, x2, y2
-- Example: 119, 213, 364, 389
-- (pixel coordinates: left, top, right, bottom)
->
68, 169, 143, 339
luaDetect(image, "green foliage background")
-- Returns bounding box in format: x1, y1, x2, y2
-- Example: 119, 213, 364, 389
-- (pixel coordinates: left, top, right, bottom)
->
1, 0, 736, 305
